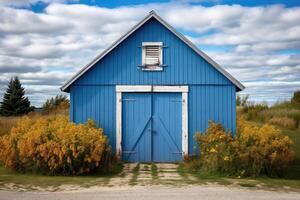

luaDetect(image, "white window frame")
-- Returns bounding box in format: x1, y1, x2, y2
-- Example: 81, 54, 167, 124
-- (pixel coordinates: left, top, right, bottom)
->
142, 42, 163, 71
116, 85, 189, 159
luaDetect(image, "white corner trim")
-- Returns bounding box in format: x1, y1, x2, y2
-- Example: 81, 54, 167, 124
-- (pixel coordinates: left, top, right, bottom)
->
115, 85, 189, 158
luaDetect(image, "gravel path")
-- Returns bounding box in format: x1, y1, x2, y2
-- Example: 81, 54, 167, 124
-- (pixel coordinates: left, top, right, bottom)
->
0, 185, 299, 200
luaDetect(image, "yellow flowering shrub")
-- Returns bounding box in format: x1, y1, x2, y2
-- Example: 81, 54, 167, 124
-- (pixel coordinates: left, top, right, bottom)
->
194, 118, 295, 177
236, 117, 295, 176
195, 121, 238, 173
0, 115, 112, 175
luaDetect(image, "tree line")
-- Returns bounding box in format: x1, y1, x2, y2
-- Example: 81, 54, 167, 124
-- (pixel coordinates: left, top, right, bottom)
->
0, 77, 69, 116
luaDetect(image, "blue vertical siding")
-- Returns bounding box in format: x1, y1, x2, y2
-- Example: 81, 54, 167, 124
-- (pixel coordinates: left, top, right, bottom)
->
69, 17, 238, 156
70, 85, 116, 151
188, 85, 236, 154
70, 84, 236, 154
74, 18, 232, 86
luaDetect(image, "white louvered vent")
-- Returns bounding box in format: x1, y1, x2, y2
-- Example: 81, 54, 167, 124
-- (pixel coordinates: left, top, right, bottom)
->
142, 42, 163, 70
145, 46, 160, 65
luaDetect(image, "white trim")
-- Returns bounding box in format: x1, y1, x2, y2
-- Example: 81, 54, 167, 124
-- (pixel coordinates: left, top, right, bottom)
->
116, 85, 188, 93
115, 85, 189, 158
61, 11, 244, 92
182, 92, 188, 156
116, 85, 152, 92
142, 42, 163, 46
142, 42, 163, 71
116, 92, 122, 158
141, 67, 163, 71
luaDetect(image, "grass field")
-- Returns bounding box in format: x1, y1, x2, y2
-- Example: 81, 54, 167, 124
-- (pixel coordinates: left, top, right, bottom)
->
0, 117, 18, 136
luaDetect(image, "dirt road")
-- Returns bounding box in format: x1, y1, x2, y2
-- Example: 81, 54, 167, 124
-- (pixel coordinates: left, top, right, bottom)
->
0, 185, 299, 200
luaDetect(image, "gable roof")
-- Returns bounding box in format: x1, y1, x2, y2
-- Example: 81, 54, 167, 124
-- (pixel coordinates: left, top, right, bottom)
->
61, 11, 245, 92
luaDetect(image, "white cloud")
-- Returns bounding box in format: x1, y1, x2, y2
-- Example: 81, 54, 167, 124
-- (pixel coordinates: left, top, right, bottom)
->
0, 0, 74, 7
0, 2, 299, 106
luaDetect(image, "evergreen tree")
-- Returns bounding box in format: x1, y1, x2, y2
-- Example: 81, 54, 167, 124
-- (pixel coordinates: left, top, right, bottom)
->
0, 77, 33, 116
42, 94, 69, 114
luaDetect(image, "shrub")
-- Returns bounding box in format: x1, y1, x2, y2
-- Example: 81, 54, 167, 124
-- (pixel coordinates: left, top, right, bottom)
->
195, 122, 238, 174
0, 115, 112, 175
194, 118, 295, 177
237, 118, 295, 177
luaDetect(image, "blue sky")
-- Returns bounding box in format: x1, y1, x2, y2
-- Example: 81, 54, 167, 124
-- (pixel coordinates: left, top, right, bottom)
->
28, 0, 300, 9
0, 0, 299, 106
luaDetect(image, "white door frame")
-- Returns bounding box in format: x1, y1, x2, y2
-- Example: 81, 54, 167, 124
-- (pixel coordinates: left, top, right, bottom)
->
116, 85, 189, 159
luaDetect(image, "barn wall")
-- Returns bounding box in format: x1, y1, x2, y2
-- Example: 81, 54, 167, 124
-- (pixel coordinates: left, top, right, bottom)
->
70, 85, 116, 150
188, 85, 236, 154
73, 18, 232, 86
69, 17, 238, 155
70, 85, 236, 154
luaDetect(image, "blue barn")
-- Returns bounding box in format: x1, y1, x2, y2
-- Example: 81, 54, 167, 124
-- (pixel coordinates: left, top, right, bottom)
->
61, 11, 244, 162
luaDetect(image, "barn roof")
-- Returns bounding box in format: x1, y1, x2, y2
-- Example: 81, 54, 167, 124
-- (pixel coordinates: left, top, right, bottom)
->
61, 11, 245, 92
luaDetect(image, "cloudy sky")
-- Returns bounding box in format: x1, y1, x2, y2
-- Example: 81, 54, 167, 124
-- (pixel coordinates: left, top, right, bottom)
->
0, 0, 299, 107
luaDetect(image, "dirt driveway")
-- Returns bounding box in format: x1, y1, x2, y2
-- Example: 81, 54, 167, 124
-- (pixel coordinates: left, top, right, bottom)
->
1, 185, 300, 200
0, 163, 300, 200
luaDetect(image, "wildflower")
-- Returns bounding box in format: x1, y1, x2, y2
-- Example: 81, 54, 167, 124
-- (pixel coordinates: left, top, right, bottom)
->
223, 156, 229, 161
209, 148, 217, 153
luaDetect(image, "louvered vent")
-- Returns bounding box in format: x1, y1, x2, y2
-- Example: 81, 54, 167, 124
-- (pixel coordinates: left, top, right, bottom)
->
145, 45, 160, 65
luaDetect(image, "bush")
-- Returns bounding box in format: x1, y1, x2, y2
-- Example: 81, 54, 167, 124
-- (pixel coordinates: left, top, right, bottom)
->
237, 118, 294, 176
0, 115, 112, 175
193, 118, 295, 177
195, 122, 238, 174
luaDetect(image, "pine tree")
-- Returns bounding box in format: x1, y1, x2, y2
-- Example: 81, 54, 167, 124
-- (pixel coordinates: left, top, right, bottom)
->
0, 77, 33, 116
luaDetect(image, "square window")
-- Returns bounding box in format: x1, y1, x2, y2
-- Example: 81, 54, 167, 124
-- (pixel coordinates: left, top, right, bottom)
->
142, 42, 163, 71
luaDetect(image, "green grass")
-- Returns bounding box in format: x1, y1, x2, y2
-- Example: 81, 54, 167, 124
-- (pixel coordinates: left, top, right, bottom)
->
178, 164, 232, 185
0, 164, 122, 190
151, 163, 158, 180
129, 163, 140, 186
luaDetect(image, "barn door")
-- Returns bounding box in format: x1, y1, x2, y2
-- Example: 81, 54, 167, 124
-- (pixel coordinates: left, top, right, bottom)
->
152, 93, 182, 162
122, 93, 152, 162
122, 92, 182, 162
